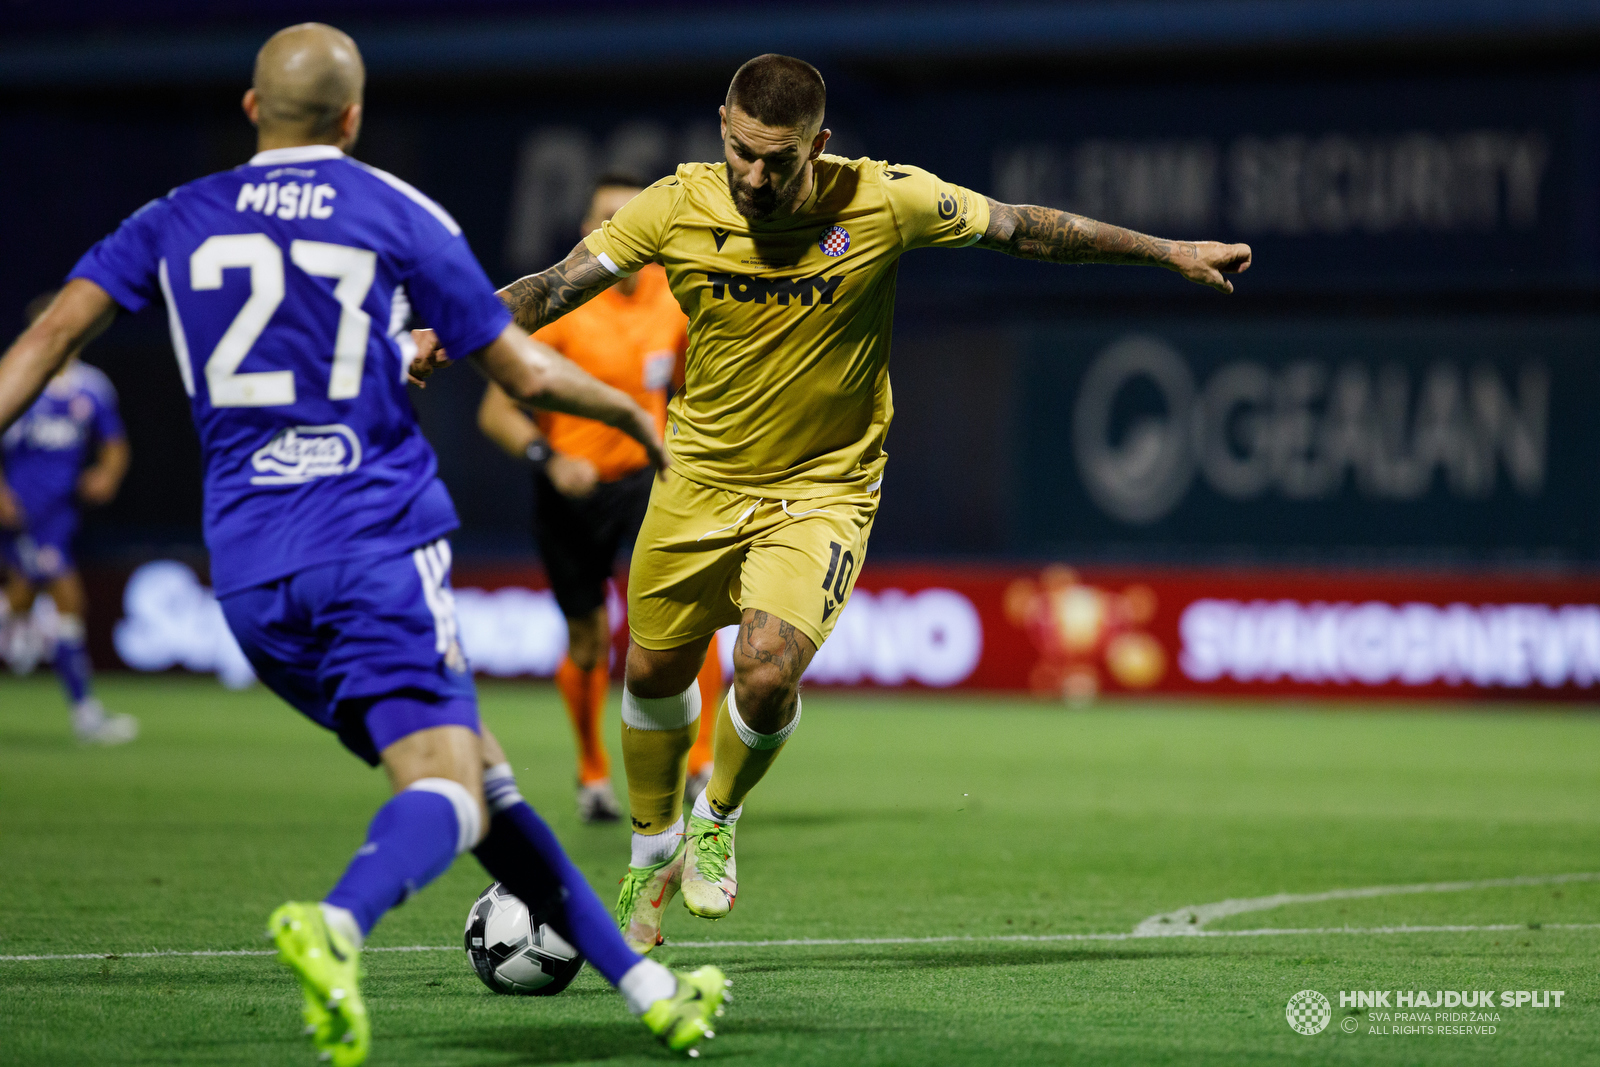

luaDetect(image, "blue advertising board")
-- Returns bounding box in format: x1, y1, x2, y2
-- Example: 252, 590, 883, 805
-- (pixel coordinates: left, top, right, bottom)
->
3, 67, 1593, 316
496, 72, 1598, 294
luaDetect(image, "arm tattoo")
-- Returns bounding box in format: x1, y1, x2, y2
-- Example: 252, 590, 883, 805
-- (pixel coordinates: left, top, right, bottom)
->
497, 241, 620, 333
977, 198, 1197, 267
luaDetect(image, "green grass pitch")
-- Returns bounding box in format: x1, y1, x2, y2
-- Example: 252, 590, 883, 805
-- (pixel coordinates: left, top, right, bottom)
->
2, 674, 1598, 1066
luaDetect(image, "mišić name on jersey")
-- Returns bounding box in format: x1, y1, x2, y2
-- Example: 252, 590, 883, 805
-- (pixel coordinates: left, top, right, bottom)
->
236, 178, 338, 220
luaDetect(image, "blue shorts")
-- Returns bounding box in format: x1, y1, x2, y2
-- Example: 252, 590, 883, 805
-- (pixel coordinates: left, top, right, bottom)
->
2, 507, 78, 583
219, 538, 479, 766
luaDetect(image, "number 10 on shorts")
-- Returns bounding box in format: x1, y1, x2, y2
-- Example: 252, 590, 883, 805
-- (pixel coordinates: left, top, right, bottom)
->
822, 540, 855, 609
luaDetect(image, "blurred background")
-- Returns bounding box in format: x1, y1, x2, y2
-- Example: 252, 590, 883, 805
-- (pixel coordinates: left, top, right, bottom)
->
5, 0, 1600, 701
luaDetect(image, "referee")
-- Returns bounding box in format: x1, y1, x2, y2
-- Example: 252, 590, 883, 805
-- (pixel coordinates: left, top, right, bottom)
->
479, 172, 720, 822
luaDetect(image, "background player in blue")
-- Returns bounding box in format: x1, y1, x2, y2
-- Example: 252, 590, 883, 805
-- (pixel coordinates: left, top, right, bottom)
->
0, 292, 138, 744
0, 23, 727, 1064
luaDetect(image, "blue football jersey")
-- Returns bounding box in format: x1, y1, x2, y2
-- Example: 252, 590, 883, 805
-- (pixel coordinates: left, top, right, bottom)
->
67, 145, 511, 596
1, 361, 125, 522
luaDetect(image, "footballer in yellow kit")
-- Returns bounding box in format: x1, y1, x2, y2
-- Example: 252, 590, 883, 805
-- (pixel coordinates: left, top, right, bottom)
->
589, 153, 986, 653
411, 53, 1250, 951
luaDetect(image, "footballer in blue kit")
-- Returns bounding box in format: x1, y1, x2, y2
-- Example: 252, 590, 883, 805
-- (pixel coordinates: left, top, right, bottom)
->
0, 23, 727, 1064
0, 295, 137, 744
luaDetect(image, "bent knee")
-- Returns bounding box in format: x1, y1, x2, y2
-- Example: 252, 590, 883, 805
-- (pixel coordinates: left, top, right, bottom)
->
734, 659, 793, 703
625, 639, 708, 697
380, 722, 487, 837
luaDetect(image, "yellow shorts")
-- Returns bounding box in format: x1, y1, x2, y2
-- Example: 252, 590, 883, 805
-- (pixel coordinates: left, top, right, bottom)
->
626, 472, 879, 652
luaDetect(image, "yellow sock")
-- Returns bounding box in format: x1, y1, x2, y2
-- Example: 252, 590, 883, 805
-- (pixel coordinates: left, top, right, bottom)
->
705, 689, 798, 817
621, 722, 695, 834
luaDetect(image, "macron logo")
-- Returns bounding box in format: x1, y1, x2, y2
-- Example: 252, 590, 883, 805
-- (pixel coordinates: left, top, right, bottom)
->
249, 424, 362, 485
237, 181, 336, 220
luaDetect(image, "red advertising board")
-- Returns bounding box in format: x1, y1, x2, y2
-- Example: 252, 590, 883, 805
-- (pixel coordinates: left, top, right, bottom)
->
931, 565, 1600, 702
60, 560, 1600, 701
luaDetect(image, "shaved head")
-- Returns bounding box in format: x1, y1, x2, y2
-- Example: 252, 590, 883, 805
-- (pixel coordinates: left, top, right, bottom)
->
250, 23, 364, 143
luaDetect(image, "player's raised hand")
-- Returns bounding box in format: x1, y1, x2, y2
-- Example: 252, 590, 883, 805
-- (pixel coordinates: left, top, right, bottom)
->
407, 328, 450, 387
1170, 241, 1252, 294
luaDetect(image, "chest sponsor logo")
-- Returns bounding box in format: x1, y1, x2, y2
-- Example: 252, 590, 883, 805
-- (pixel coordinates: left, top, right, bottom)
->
819, 225, 851, 257
701, 271, 843, 306
249, 423, 362, 485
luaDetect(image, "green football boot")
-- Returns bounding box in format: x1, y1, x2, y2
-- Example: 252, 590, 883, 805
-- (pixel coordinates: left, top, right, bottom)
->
641, 965, 731, 1055
615, 840, 686, 952
267, 902, 369, 1067
680, 816, 737, 919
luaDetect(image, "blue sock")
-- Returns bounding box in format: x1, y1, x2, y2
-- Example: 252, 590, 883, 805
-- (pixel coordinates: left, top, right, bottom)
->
53, 617, 93, 705
324, 782, 471, 935
474, 766, 643, 985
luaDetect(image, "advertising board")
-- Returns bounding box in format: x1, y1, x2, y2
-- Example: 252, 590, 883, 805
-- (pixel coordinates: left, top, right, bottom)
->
57, 559, 1600, 703
1016, 318, 1600, 559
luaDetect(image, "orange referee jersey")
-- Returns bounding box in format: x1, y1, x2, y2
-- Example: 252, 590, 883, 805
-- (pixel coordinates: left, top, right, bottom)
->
531, 264, 687, 481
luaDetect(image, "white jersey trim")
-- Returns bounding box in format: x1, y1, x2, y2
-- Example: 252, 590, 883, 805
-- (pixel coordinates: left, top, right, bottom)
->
350, 159, 463, 237
157, 259, 197, 397
247, 145, 346, 166
596, 252, 632, 277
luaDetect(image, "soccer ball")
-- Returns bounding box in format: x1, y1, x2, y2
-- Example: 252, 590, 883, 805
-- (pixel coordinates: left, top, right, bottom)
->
463, 882, 584, 995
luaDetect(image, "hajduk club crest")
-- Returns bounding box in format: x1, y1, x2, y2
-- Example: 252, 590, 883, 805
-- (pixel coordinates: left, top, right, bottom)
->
819, 225, 851, 257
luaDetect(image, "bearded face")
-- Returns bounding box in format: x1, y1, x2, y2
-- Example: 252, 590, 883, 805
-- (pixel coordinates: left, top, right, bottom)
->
719, 103, 825, 223
725, 162, 808, 222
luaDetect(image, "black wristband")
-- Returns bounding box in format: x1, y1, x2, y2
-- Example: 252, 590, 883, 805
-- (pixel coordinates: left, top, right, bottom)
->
524, 440, 552, 467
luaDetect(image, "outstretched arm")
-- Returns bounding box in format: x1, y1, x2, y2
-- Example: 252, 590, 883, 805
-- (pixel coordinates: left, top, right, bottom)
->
470, 324, 667, 475
0, 280, 117, 431
410, 241, 619, 385
976, 199, 1252, 294
497, 241, 619, 333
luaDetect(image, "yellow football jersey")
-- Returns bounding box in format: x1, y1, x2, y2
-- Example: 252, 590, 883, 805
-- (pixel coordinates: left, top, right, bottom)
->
583, 154, 990, 498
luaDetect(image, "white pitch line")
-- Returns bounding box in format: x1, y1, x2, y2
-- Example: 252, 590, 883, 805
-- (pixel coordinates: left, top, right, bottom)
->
5, 922, 1599, 963
6, 871, 1597, 962
1132, 872, 1600, 937
662, 922, 1600, 947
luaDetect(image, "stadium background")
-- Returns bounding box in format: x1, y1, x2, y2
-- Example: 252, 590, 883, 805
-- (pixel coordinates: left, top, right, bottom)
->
5, 0, 1600, 702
